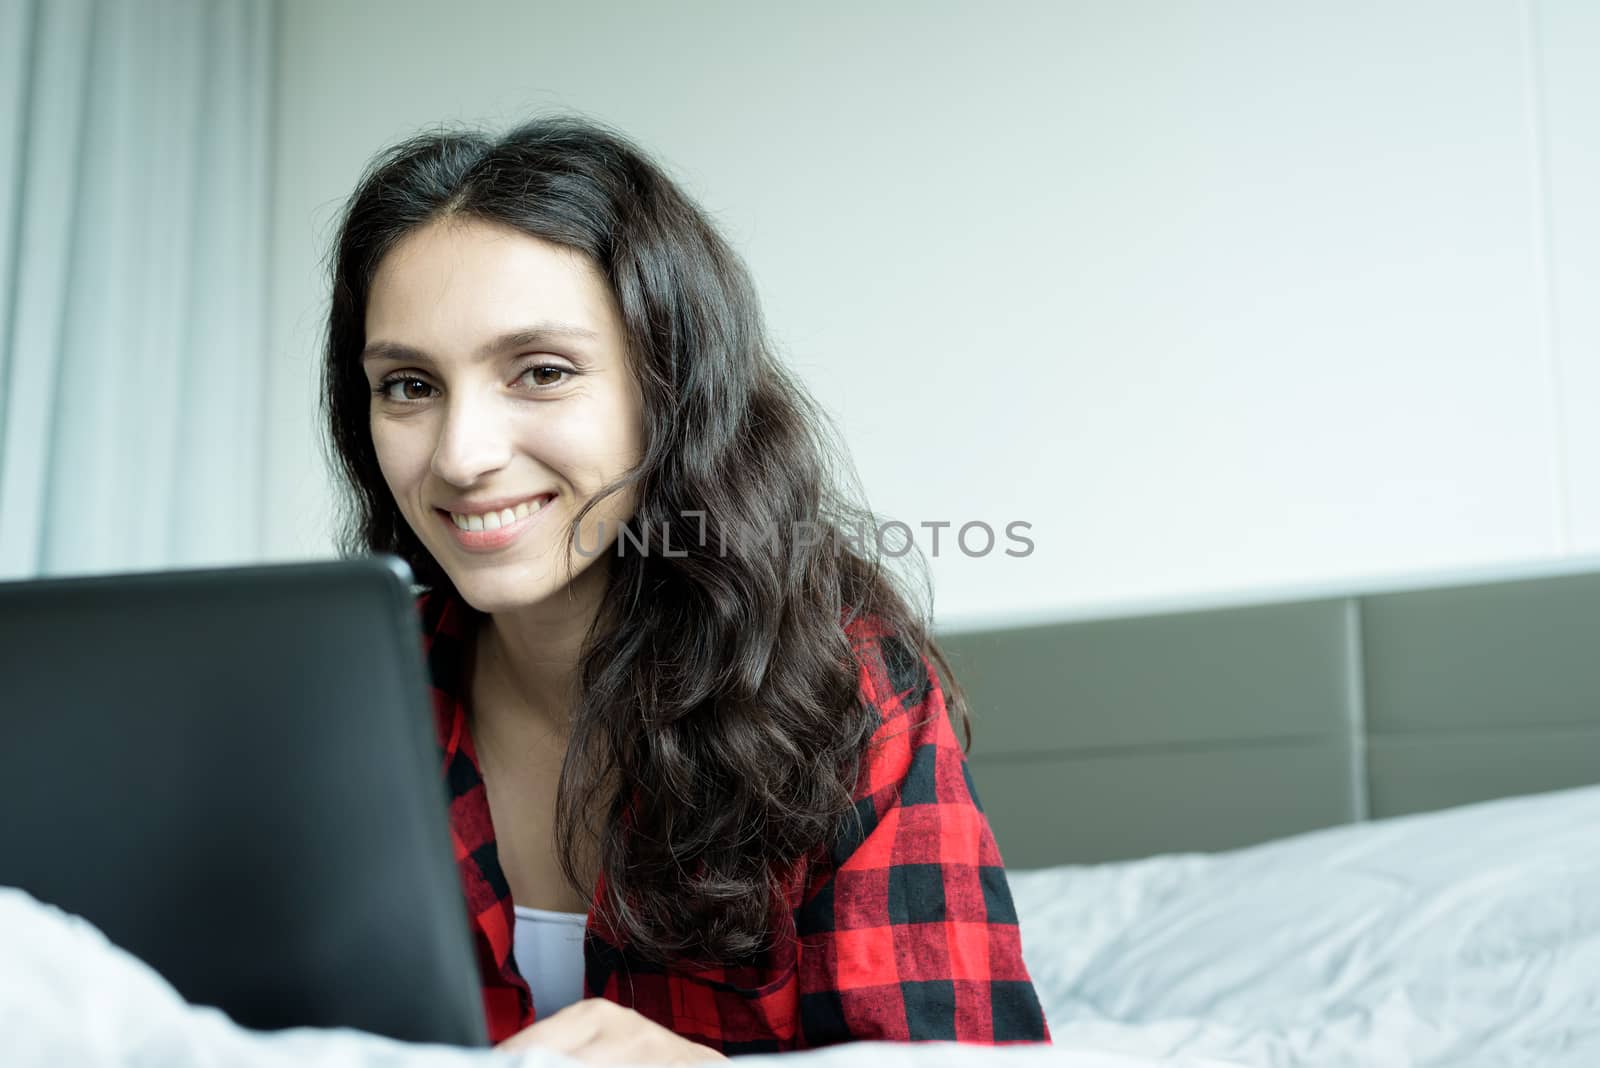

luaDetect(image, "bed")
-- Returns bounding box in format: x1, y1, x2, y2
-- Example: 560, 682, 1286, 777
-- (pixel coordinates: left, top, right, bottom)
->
9, 558, 1600, 1066
1010, 784, 1600, 1065
939, 555, 1600, 1066
10, 788, 1595, 1067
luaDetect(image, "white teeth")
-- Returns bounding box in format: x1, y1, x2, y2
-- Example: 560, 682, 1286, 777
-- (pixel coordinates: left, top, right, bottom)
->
448, 495, 551, 533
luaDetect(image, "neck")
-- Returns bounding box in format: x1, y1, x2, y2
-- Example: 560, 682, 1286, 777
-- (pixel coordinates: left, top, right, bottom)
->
470, 558, 612, 741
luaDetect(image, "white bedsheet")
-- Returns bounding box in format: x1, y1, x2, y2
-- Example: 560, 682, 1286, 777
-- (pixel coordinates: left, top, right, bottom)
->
0, 884, 1225, 1067
1010, 784, 1600, 1067
12, 786, 1593, 1067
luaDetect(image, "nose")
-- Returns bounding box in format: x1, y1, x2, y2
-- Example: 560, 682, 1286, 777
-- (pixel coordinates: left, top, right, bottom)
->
430, 391, 513, 488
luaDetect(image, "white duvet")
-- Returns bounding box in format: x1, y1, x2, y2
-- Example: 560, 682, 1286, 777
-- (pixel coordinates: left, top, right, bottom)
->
1010, 784, 1600, 1066
0, 885, 1219, 1068
8, 786, 1599, 1067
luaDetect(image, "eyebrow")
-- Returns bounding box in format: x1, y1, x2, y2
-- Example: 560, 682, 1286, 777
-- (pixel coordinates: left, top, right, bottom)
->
359, 323, 600, 364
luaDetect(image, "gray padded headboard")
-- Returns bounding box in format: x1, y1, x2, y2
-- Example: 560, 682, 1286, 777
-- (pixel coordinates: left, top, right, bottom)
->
937, 560, 1600, 869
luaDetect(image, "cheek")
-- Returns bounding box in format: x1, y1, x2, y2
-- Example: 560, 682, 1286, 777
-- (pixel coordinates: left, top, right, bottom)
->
537, 406, 643, 487
369, 419, 430, 501
526, 407, 643, 534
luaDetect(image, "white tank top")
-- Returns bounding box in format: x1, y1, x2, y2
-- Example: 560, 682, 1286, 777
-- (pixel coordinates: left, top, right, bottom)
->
511, 906, 588, 1017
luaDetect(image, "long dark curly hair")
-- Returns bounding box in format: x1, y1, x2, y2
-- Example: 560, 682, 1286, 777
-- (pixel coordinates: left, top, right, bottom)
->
321, 115, 968, 965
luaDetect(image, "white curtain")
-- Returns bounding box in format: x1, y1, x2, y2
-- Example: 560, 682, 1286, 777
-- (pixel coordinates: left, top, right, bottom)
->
0, 0, 274, 580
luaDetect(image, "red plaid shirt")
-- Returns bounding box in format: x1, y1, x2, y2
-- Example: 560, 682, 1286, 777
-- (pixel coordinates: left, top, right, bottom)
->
418, 590, 1050, 1053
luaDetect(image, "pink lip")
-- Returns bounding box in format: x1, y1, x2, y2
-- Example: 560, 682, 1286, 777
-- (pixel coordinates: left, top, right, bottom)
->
436, 494, 556, 554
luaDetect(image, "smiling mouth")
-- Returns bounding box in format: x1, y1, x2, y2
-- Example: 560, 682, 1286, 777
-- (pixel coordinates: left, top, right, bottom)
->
441, 494, 556, 533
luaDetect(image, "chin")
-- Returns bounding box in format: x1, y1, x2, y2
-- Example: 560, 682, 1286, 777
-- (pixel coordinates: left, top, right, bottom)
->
448, 574, 555, 615
440, 555, 595, 616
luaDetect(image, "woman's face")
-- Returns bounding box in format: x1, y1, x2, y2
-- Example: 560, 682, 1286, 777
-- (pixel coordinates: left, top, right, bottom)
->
362, 217, 645, 615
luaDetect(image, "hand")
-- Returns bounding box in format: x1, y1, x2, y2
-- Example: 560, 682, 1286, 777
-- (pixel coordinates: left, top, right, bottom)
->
495, 998, 728, 1064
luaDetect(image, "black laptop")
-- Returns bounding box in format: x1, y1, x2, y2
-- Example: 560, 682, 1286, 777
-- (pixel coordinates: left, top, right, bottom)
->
0, 555, 487, 1046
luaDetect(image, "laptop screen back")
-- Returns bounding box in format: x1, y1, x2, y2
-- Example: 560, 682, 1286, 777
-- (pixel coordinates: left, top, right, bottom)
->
0, 556, 487, 1046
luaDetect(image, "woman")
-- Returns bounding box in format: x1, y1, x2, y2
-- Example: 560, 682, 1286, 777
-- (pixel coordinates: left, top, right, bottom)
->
321, 117, 1048, 1061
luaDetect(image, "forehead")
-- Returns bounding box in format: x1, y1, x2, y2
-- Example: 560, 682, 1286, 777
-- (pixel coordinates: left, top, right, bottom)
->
364, 217, 619, 347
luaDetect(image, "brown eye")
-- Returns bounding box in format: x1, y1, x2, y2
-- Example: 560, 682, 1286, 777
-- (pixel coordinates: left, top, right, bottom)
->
377, 377, 434, 402
521, 365, 568, 388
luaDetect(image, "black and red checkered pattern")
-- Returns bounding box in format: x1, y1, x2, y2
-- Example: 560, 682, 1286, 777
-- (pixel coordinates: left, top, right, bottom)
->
419, 590, 1049, 1052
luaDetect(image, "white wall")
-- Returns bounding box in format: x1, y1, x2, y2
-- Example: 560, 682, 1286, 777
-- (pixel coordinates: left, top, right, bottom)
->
266, 0, 1600, 629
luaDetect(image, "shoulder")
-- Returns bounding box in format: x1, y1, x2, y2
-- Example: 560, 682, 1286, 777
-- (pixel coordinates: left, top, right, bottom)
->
414, 587, 474, 748
414, 587, 461, 639
843, 613, 938, 721
842, 612, 953, 746
415, 586, 475, 653
840, 613, 966, 813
